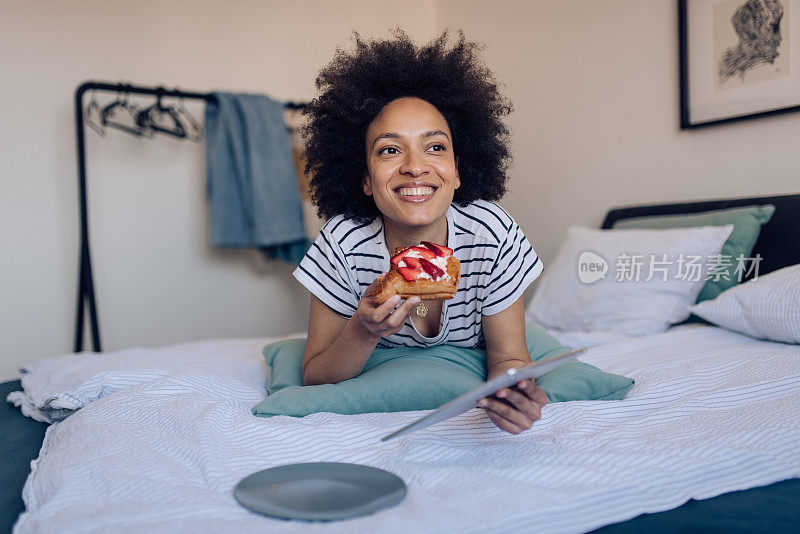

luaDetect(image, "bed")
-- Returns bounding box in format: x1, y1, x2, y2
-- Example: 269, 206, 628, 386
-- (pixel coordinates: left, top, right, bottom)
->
3, 193, 799, 533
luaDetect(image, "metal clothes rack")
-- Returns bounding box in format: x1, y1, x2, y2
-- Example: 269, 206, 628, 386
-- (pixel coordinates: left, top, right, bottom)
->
73, 80, 305, 353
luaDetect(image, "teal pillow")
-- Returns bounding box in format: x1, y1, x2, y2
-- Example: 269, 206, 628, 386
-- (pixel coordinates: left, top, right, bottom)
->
612, 205, 774, 303
251, 322, 634, 417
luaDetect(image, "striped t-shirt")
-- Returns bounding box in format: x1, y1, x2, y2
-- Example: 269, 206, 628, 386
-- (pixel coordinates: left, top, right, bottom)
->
293, 200, 543, 349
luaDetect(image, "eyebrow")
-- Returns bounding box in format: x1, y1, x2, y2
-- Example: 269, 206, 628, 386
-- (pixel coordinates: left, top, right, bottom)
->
371, 130, 450, 147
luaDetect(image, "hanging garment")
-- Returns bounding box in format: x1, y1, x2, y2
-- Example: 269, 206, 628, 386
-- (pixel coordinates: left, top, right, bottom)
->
205, 92, 311, 265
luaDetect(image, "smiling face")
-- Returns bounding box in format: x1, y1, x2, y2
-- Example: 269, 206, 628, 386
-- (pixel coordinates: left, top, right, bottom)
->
364, 97, 460, 238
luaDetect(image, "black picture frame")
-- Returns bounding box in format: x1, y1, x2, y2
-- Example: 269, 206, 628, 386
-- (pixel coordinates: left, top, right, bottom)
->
679, 0, 800, 129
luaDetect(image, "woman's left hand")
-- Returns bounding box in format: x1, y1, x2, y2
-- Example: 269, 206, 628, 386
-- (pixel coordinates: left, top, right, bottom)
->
479, 375, 548, 434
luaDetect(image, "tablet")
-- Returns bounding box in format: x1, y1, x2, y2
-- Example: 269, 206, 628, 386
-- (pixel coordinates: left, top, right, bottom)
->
380, 347, 587, 442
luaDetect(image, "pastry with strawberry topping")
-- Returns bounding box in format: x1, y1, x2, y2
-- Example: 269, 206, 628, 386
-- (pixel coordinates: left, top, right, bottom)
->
372, 242, 460, 304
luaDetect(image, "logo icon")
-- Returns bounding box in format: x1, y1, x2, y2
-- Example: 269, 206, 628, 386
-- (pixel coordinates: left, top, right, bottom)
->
578, 251, 608, 284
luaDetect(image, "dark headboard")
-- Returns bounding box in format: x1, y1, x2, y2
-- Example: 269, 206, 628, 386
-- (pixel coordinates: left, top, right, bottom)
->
601, 193, 800, 279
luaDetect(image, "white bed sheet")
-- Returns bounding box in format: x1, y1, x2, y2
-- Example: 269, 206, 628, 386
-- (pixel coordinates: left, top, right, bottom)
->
545, 327, 631, 350
13, 325, 800, 533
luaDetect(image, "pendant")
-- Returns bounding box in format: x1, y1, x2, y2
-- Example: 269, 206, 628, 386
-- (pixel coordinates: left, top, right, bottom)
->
415, 301, 428, 317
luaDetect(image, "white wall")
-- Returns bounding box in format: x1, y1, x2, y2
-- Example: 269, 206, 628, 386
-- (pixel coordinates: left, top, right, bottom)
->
437, 0, 799, 274
2, 0, 798, 380
0, 0, 440, 379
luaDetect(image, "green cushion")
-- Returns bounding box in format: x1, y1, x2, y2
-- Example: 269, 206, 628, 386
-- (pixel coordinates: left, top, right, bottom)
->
612, 205, 774, 303
251, 322, 634, 418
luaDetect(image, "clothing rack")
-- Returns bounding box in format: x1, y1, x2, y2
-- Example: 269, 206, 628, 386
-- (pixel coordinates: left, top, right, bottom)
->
73, 80, 305, 353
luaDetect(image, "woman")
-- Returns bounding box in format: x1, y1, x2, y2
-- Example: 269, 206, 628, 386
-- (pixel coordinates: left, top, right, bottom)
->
294, 30, 547, 434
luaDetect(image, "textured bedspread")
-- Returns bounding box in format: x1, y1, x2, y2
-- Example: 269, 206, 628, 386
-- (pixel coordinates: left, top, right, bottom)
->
14, 326, 800, 533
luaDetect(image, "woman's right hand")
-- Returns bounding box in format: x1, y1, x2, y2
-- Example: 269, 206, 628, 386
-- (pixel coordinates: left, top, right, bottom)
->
357, 276, 420, 339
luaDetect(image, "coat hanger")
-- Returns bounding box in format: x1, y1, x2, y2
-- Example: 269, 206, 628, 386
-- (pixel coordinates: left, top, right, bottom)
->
135, 88, 186, 139
85, 90, 106, 136
173, 94, 203, 142
100, 85, 151, 137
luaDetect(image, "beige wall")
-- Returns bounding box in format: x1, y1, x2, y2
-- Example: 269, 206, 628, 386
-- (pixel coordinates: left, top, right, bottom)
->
0, 0, 440, 379
1, 0, 798, 379
437, 0, 799, 272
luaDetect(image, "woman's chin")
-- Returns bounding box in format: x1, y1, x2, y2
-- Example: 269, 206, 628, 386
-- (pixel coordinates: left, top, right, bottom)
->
377, 196, 452, 230
385, 212, 445, 232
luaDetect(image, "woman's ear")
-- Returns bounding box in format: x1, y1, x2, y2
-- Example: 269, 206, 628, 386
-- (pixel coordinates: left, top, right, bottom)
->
363, 174, 373, 196
454, 156, 461, 190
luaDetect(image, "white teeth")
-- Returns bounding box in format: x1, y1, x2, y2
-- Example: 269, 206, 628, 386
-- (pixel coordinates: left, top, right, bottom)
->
397, 186, 434, 197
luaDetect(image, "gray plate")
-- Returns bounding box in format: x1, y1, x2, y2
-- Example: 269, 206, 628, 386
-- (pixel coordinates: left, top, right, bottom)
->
234, 462, 406, 521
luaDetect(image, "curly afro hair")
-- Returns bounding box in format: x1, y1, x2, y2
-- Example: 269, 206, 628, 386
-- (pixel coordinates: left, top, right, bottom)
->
302, 29, 513, 224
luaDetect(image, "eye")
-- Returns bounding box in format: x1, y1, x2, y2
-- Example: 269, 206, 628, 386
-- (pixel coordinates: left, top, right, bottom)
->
427, 144, 446, 152
378, 146, 398, 155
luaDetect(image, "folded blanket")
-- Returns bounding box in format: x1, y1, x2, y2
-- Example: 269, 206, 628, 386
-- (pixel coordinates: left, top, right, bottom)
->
6, 336, 303, 423
252, 322, 634, 417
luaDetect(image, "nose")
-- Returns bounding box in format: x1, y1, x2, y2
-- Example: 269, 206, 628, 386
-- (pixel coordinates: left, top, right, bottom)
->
399, 150, 430, 177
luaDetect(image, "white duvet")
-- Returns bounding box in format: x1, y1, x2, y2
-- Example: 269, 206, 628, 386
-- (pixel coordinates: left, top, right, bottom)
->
12, 325, 800, 533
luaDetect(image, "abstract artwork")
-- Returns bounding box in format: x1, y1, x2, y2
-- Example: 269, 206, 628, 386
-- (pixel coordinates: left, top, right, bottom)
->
680, 0, 800, 128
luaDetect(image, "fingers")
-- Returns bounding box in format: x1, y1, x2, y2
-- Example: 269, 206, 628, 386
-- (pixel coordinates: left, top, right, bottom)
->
384, 296, 420, 326
518, 379, 549, 406
358, 293, 420, 337
500, 387, 541, 420
480, 395, 539, 432
360, 275, 402, 317
370, 295, 418, 323
484, 409, 525, 435
370, 294, 403, 321
479, 380, 547, 434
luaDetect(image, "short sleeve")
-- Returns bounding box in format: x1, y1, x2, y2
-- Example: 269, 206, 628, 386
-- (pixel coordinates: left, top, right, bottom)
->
293, 229, 360, 318
481, 223, 544, 316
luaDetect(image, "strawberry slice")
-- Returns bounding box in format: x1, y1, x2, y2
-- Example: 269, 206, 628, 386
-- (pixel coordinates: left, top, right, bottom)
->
421, 241, 453, 257
419, 258, 445, 279
410, 246, 437, 259
390, 245, 436, 265
390, 247, 413, 266
398, 266, 422, 282
403, 256, 422, 269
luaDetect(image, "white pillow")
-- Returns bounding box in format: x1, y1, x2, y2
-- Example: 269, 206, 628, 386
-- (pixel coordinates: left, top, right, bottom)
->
526, 225, 733, 336
689, 264, 800, 344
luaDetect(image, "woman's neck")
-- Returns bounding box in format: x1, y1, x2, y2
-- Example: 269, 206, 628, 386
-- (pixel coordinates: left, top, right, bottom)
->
382, 216, 448, 256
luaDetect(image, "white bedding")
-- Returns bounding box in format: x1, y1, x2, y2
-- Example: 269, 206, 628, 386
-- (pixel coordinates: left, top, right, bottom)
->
13, 325, 800, 533
7, 335, 304, 423
545, 327, 631, 350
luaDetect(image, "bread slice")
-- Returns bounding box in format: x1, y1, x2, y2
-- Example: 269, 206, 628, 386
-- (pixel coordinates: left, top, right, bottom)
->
372, 255, 460, 304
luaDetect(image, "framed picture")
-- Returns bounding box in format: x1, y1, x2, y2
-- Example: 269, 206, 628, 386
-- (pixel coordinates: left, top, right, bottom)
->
679, 0, 800, 129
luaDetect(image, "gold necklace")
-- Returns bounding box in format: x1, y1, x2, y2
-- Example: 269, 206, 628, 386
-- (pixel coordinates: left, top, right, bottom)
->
415, 301, 428, 317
